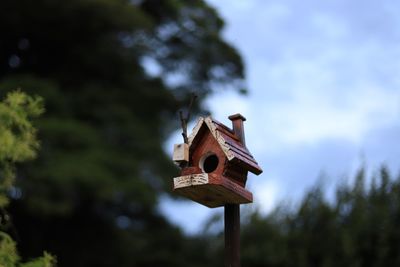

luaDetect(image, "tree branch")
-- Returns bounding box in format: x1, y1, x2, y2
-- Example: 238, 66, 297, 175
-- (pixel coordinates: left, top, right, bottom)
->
179, 94, 197, 144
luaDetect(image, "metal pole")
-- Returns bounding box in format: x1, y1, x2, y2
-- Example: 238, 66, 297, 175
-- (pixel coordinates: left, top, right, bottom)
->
224, 204, 240, 267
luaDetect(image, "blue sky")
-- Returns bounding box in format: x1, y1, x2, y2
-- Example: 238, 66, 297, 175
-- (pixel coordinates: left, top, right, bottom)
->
160, 0, 400, 234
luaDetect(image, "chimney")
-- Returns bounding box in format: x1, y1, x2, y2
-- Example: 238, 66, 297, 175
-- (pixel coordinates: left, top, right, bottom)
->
228, 113, 246, 146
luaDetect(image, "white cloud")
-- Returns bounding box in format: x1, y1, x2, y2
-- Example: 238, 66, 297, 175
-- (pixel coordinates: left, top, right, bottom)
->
205, 91, 250, 121
249, 178, 280, 214
269, 85, 400, 144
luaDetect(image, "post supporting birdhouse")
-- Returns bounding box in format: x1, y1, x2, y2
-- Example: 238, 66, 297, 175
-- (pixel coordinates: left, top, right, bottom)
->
225, 204, 240, 267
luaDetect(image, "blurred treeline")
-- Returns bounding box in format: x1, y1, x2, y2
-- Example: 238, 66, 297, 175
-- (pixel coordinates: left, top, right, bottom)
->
240, 167, 400, 267
1, 0, 399, 267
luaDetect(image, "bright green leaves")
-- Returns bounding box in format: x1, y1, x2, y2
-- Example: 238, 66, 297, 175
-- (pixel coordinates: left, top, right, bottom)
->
0, 91, 55, 267
0, 91, 43, 207
0, 91, 43, 161
19, 252, 55, 267
0, 232, 19, 267
0, 231, 55, 267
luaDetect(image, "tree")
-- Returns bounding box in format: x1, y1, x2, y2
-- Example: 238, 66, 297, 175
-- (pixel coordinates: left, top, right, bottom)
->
0, 0, 245, 266
237, 167, 400, 267
0, 91, 55, 267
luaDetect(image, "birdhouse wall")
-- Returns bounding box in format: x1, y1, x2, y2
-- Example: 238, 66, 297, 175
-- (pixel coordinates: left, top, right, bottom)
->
184, 126, 248, 187
223, 161, 248, 187
189, 130, 226, 176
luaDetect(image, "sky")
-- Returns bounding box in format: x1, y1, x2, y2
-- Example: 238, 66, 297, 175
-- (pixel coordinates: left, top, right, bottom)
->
160, 0, 400, 234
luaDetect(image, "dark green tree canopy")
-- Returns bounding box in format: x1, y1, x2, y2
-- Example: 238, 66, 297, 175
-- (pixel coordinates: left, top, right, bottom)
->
0, 1, 245, 266
0, 0, 245, 212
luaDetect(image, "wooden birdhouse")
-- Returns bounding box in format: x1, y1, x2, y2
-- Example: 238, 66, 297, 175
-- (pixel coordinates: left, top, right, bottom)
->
172, 114, 262, 208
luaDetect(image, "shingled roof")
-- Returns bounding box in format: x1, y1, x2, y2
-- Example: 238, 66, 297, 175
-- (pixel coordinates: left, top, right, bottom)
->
188, 116, 263, 175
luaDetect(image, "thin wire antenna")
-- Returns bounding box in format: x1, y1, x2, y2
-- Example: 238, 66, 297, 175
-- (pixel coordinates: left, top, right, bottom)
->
179, 93, 197, 144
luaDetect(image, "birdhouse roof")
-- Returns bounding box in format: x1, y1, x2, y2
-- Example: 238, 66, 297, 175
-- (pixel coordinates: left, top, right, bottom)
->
188, 116, 263, 175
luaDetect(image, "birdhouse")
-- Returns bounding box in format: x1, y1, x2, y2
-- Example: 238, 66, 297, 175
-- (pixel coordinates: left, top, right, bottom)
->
172, 114, 262, 208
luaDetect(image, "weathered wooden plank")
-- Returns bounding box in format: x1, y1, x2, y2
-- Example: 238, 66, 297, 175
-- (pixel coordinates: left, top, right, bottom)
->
188, 117, 204, 146
192, 173, 209, 185
173, 175, 192, 189
173, 174, 252, 208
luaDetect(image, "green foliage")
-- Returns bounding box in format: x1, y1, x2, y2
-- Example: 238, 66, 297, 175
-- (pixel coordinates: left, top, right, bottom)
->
0, 91, 43, 207
19, 252, 55, 267
0, 91, 55, 267
0, 232, 55, 267
0, 232, 19, 267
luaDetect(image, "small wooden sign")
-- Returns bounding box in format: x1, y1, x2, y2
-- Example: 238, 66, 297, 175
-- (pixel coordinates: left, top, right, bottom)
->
172, 143, 189, 163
